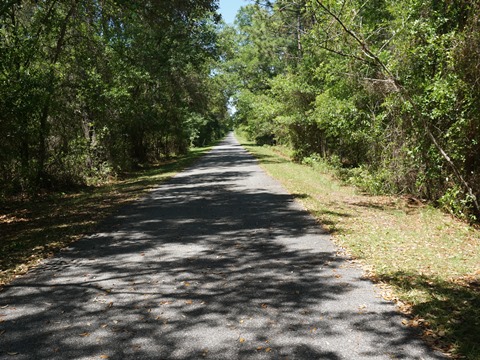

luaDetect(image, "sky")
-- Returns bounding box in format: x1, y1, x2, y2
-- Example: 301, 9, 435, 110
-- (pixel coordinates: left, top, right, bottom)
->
218, 0, 250, 24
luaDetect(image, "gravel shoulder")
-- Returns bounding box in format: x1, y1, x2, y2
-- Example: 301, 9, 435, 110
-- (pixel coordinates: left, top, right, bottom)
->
0, 133, 445, 359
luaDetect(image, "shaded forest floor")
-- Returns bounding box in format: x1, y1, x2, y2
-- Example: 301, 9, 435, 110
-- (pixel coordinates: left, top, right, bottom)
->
0, 146, 212, 287
237, 135, 480, 360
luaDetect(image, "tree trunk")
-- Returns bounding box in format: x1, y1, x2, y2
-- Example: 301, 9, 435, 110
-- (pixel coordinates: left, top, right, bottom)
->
36, 1, 79, 185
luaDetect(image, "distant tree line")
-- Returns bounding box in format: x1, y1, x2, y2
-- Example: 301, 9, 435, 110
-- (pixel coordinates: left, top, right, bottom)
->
0, 0, 229, 195
223, 0, 480, 221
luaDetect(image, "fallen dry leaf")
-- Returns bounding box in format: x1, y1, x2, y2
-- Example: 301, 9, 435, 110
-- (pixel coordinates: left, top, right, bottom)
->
239, 337, 246, 343
79, 332, 90, 337
100, 355, 109, 359
7, 352, 19, 356
358, 304, 367, 313
265, 347, 272, 352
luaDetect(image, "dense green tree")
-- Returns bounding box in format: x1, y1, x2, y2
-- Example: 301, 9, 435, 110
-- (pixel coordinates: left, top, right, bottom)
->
226, 0, 480, 220
3, 0, 479, 220
0, 0, 229, 195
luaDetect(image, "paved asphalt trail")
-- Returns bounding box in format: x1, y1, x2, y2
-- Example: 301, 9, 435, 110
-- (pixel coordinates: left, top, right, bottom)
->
0, 134, 445, 359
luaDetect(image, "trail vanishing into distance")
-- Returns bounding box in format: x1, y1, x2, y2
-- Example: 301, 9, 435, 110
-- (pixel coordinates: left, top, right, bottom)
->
2, 1, 479, 358
0, 134, 445, 359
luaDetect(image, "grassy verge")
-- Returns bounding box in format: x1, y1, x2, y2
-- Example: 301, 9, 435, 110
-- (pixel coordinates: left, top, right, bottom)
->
0, 145, 212, 287
237, 133, 480, 360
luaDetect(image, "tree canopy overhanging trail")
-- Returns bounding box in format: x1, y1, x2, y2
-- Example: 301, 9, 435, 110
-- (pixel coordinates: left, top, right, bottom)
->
0, 0, 230, 195
0, 134, 445, 359
1, 0, 480, 219
225, 0, 480, 222
1, 0, 479, 358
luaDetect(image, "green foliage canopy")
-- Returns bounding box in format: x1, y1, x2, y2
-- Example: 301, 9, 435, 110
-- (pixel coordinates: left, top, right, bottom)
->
0, 0, 230, 194
223, 0, 480, 221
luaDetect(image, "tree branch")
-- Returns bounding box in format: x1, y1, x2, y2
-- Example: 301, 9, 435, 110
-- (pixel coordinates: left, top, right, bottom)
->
0, 0, 20, 18
313, 0, 480, 215
316, 44, 371, 64
314, 0, 398, 82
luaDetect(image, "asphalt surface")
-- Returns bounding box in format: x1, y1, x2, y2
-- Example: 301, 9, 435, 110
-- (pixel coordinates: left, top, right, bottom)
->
0, 133, 445, 359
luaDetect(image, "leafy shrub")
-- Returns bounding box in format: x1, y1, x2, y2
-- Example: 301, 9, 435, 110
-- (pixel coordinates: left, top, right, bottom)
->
438, 185, 478, 223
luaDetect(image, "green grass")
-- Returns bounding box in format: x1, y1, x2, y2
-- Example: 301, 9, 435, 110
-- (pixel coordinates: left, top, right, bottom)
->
237, 133, 480, 360
0, 146, 212, 287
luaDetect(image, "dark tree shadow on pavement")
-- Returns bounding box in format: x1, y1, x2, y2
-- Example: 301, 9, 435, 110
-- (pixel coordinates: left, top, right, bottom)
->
0, 136, 446, 360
